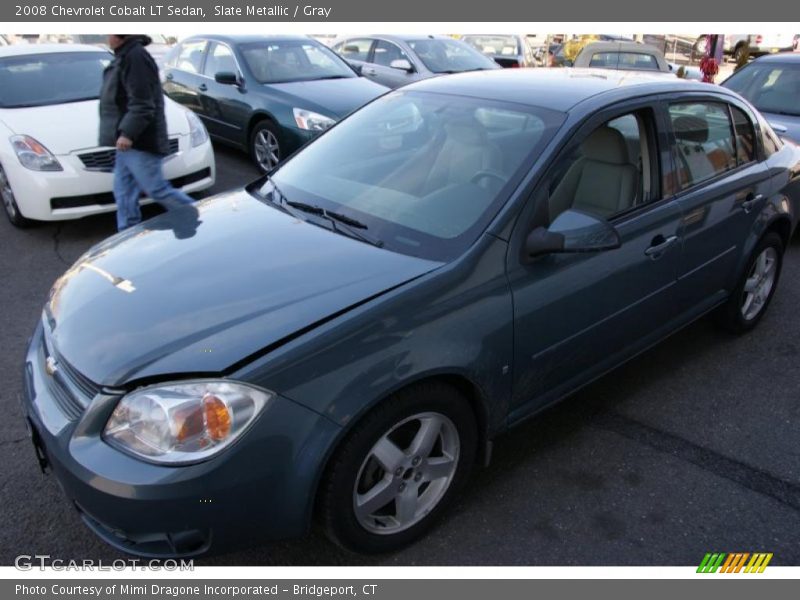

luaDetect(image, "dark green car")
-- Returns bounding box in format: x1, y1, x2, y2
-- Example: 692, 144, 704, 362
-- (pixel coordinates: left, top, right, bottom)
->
162, 34, 389, 172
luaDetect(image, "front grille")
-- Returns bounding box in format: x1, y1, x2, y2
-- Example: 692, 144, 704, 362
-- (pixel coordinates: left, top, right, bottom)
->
51, 167, 210, 210
40, 331, 100, 421
78, 138, 180, 171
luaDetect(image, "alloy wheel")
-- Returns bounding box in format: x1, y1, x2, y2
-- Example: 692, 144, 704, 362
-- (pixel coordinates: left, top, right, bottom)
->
741, 247, 778, 321
353, 412, 460, 535
253, 129, 280, 171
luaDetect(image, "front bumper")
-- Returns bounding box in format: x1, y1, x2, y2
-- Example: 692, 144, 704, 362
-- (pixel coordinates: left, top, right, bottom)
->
4, 135, 216, 222
20, 317, 341, 557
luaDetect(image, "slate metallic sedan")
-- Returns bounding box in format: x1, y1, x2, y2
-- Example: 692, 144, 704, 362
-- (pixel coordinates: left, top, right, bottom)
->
332, 34, 499, 89
722, 53, 800, 143
162, 34, 388, 172
22, 69, 800, 557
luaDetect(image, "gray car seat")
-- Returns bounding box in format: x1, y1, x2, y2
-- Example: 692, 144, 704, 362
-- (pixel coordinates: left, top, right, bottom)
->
549, 126, 638, 220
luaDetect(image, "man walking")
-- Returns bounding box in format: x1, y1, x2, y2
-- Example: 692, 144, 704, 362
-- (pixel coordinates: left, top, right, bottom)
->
99, 34, 198, 231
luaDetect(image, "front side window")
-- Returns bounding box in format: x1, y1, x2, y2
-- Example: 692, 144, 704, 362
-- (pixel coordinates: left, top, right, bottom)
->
263, 91, 565, 260
241, 40, 355, 83
669, 102, 737, 190
546, 111, 655, 222
0, 51, 111, 108
372, 40, 408, 67
203, 43, 237, 77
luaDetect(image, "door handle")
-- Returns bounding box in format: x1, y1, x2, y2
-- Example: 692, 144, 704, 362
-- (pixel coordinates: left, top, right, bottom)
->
645, 235, 678, 258
198, 83, 208, 92
363, 67, 376, 75
741, 193, 764, 213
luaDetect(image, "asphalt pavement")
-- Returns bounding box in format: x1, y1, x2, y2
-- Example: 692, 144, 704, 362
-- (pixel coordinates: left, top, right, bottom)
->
0, 143, 798, 566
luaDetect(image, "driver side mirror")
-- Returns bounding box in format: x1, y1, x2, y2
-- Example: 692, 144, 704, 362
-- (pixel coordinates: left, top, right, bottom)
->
524, 209, 621, 259
215, 71, 241, 86
390, 58, 414, 73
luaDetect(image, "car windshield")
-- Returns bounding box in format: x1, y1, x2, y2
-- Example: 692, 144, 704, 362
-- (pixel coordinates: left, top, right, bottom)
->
262, 91, 565, 261
588, 51, 661, 71
461, 35, 521, 56
0, 51, 111, 108
240, 40, 355, 83
723, 62, 800, 116
406, 39, 496, 73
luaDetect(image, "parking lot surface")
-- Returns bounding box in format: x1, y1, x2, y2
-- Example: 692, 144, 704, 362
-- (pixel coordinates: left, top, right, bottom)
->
1, 143, 798, 566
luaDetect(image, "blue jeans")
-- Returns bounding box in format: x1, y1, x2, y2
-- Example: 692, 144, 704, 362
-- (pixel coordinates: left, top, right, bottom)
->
113, 149, 196, 231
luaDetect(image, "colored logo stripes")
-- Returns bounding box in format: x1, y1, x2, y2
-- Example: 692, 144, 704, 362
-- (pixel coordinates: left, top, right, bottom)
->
697, 552, 773, 573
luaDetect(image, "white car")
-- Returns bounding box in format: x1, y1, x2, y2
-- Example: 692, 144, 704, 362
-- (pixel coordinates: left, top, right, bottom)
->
0, 44, 215, 227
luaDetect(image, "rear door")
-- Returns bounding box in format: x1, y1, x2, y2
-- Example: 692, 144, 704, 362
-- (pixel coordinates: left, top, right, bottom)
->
664, 96, 771, 313
197, 41, 250, 143
162, 39, 207, 115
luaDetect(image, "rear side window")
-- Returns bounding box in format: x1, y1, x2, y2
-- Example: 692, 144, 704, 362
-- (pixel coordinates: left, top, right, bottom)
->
730, 105, 756, 165
669, 102, 736, 190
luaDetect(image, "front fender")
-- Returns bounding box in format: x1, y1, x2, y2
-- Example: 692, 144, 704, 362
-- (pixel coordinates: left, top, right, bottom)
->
233, 234, 514, 438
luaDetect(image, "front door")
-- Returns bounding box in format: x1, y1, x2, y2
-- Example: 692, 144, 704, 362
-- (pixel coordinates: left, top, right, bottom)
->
507, 105, 685, 417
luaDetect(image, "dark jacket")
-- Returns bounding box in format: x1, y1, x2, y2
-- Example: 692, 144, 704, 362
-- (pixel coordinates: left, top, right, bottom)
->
98, 35, 170, 155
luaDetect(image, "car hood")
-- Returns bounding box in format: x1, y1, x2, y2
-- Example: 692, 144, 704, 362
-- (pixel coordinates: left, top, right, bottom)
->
0, 97, 189, 155
266, 76, 388, 118
46, 190, 441, 386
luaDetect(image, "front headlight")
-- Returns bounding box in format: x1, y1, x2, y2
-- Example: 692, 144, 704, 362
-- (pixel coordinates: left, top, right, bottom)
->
293, 108, 335, 131
10, 135, 63, 171
103, 380, 272, 464
185, 110, 209, 147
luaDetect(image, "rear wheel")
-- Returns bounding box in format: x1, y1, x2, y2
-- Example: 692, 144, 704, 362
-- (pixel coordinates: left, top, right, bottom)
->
320, 381, 477, 553
715, 232, 783, 333
0, 162, 33, 228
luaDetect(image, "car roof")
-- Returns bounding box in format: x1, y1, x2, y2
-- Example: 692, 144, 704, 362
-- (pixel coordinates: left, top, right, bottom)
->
183, 34, 312, 45
749, 52, 800, 64
0, 43, 110, 58
406, 67, 721, 111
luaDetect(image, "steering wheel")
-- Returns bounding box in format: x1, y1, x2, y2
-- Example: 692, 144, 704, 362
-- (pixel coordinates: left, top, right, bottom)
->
471, 169, 507, 186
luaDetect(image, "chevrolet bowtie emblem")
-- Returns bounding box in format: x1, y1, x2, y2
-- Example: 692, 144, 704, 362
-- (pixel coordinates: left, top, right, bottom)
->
45, 356, 58, 377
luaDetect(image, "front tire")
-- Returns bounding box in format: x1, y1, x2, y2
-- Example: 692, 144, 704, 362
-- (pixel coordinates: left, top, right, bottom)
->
319, 381, 477, 553
0, 162, 33, 228
249, 120, 282, 174
715, 232, 783, 333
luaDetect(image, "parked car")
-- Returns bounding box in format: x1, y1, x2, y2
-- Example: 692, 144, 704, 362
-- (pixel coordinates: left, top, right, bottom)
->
460, 34, 537, 67
573, 41, 672, 72
722, 53, 800, 142
0, 44, 215, 227
691, 34, 796, 62
22, 68, 800, 557
162, 34, 388, 172
331, 34, 499, 89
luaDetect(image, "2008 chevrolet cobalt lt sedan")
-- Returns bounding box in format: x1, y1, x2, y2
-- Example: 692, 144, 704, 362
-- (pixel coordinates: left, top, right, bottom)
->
21, 68, 800, 557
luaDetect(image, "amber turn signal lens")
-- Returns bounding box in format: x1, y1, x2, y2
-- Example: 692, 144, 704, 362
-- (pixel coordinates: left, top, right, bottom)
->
203, 394, 232, 442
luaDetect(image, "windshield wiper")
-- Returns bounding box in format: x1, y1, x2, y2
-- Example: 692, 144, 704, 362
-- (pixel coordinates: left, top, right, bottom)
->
285, 200, 384, 248
313, 74, 350, 80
